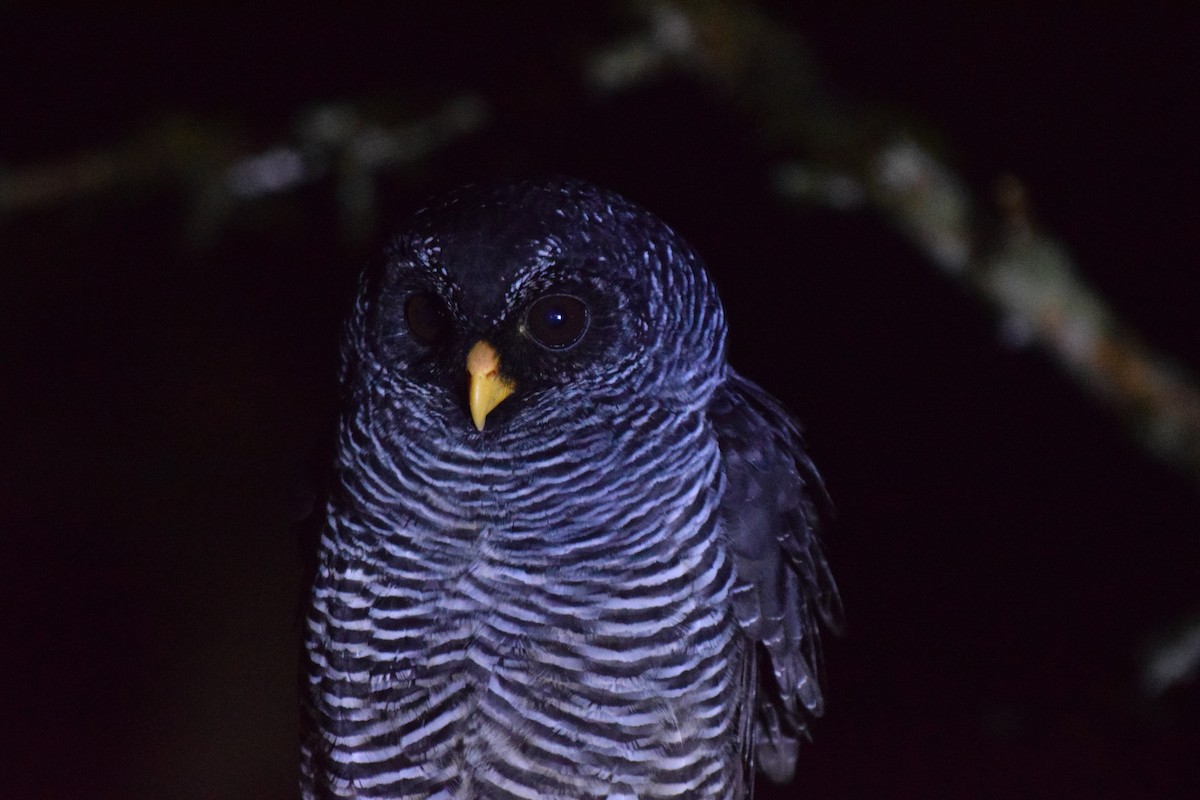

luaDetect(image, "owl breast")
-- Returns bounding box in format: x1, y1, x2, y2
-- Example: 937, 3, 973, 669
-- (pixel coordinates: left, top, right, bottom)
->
302, 406, 753, 799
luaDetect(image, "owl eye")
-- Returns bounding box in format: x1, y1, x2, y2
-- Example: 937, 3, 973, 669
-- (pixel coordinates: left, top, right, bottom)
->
525, 294, 589, 350
404, 292, 452, 345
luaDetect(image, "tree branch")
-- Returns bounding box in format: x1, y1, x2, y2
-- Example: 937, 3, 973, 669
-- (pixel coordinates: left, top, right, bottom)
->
1, 96, 488, 243
6, 3, 1199, 485
590, 0, 1200, 485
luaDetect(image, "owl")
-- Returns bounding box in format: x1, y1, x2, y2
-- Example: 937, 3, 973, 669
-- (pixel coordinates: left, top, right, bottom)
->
301, 179, 838, 799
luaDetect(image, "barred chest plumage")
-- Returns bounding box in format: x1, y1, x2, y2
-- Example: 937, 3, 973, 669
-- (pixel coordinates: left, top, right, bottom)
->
302, 400, 753, 800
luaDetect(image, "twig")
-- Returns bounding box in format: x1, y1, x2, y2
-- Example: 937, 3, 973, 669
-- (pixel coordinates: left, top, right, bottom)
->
1, 96, 488, 243
1144, 615, 1200, 698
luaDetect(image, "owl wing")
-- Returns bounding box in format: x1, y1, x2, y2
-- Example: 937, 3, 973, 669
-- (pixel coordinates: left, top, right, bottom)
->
711, 370, 841, 784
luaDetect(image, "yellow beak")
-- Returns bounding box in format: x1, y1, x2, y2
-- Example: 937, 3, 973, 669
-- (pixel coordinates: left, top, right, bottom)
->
466, 340, 515, 431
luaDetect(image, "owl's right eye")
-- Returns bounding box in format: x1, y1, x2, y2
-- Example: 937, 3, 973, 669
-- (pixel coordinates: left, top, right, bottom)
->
404, 292, 452, 345
524, 294, 589, 350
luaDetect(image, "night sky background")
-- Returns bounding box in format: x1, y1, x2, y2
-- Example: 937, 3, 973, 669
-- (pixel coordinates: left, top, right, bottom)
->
3, 4, 1199, 799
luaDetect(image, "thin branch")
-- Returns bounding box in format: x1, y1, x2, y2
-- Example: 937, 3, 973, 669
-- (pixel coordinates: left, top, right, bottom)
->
590, 0, 1200, 485
1144, 615, 1200, 698
1, 96, 488, 243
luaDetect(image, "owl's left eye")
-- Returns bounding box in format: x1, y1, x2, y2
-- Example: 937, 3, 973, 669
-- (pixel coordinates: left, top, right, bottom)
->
405, 292, 452, 345
525, 294, 589, 350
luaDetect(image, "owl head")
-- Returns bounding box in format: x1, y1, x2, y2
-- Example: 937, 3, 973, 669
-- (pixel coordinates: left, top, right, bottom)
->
345, 179, 728, 436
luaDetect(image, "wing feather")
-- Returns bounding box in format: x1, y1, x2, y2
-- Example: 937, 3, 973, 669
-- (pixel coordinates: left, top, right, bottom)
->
711, 370, 840, 785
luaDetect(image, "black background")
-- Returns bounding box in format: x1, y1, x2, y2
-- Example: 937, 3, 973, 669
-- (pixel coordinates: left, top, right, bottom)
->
3, 4, 1198, 798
